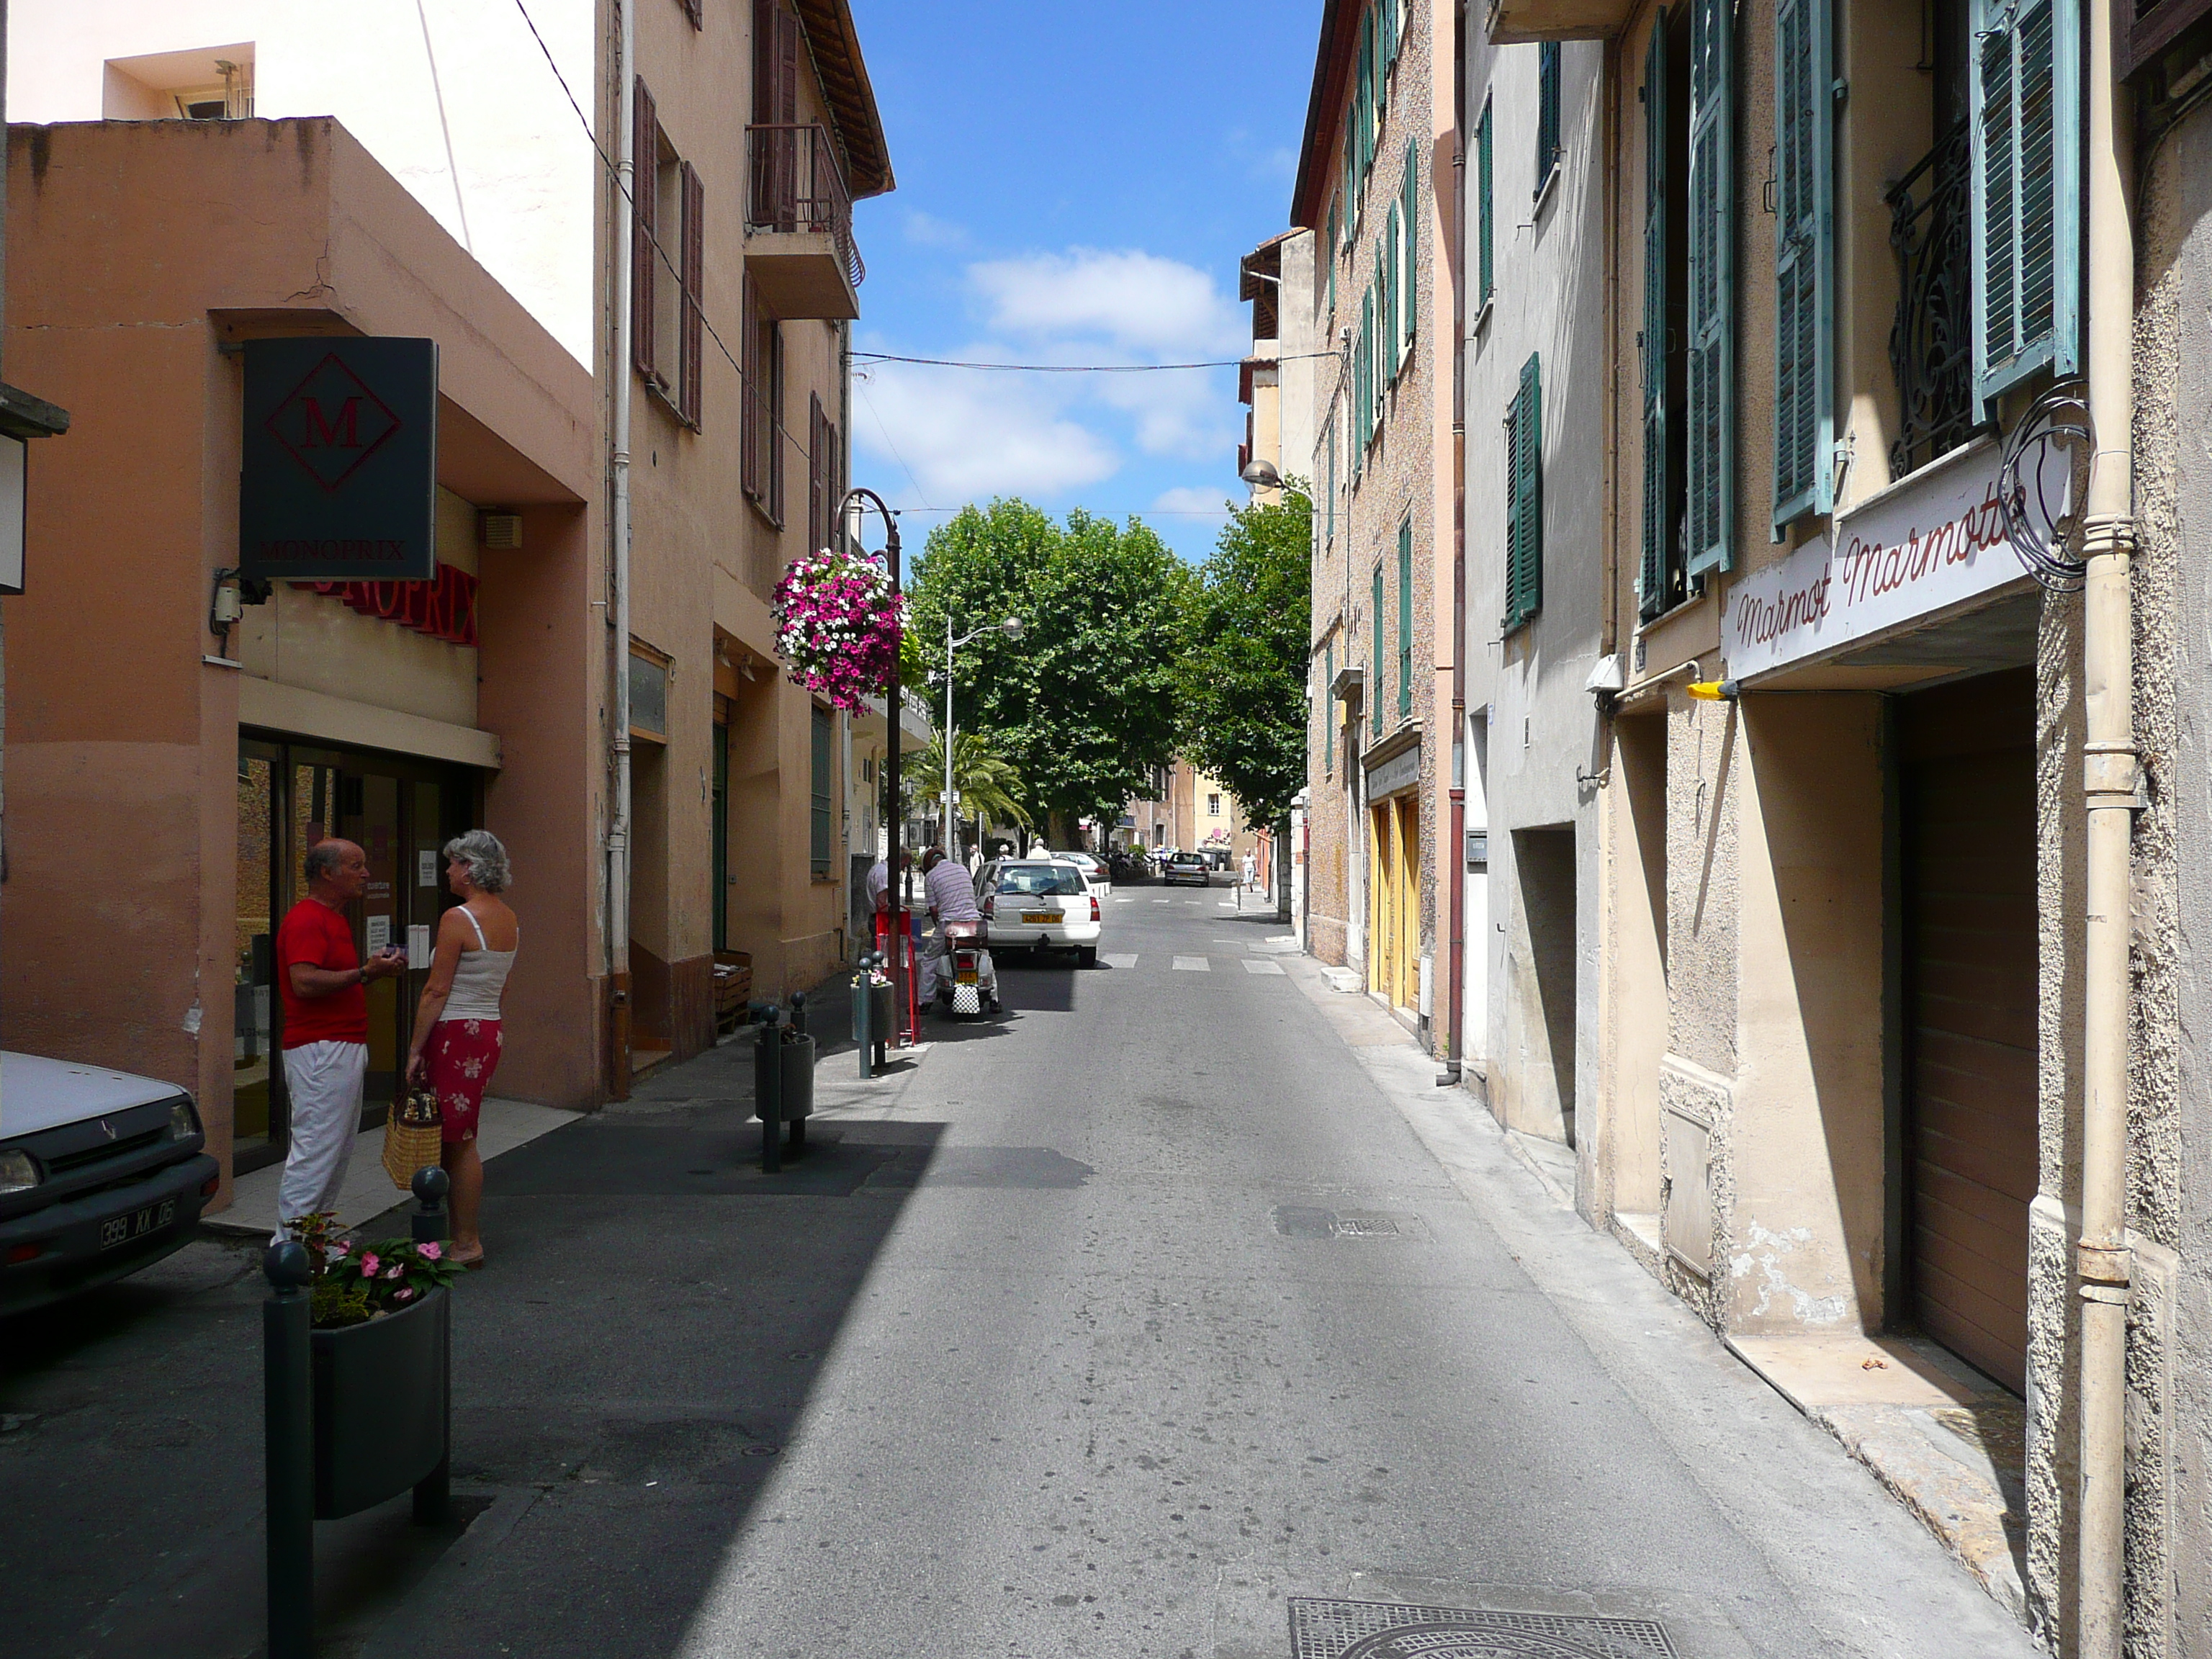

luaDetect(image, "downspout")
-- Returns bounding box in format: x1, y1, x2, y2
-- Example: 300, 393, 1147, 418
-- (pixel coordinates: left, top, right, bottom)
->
1446, 0, 1468, 1076
2074, 0, 2136, 1650
606, 0, 637, 1100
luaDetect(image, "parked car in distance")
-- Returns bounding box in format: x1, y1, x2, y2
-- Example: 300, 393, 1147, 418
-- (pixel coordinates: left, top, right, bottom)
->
1163, 852, 1210, 887
1058, 850, 1110, 896
978, 859, 1104, 967
1, 1053, 221, 1317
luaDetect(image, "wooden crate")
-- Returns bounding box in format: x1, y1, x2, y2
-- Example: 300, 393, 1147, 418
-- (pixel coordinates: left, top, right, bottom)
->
712, 950, 753, 1033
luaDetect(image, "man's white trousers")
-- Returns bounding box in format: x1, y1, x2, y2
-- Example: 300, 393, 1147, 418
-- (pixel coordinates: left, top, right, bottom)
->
276, 1038, 369, 1238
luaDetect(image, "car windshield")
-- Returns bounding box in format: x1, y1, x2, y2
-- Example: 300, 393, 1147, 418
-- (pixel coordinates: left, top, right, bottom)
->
995, 866, 1086, 896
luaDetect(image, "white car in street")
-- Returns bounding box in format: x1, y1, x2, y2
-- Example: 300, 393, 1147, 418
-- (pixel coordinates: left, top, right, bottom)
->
978, 859, 1104, 968
1056, 850, 1110, 896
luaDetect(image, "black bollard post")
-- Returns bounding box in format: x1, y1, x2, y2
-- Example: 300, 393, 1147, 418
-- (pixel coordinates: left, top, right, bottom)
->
263, 1240, 314, 1659
853, 956, 873, 1080
790, 989, 808, 1039
757, 1004, 783, 1173
411, 1165, 451, 1246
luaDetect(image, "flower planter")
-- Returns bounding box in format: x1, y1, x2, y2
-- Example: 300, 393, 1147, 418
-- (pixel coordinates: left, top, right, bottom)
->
753, 1031, 817, 1123
310, 1285, 449, 1519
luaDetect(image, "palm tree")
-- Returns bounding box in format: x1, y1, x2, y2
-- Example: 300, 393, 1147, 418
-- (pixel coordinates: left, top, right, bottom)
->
907, 729, 1030, 855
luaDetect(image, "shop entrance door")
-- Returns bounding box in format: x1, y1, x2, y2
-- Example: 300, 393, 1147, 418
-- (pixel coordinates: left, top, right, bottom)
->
235, 735, 477, 1173
1898, 669, 2036, 1394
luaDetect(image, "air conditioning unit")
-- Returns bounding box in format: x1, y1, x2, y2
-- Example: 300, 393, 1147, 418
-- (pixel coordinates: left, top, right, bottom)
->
479, 511, 523, 550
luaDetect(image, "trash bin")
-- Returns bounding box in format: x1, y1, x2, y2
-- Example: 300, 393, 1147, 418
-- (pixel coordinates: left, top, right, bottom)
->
752, 1028, 815, 1123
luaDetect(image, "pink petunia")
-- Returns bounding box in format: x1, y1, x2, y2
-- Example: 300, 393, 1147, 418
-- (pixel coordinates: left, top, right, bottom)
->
418, 1241, 444, 1262
359, 1252, 380, 1274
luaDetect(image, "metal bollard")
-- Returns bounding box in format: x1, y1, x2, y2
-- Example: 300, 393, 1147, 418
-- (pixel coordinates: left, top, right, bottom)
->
853, 956, 874, 1079
757, 1004, 783, 1173
411, 1164, 451, 1246
790, 989, 809, 1039
264, 1240, 315, 1659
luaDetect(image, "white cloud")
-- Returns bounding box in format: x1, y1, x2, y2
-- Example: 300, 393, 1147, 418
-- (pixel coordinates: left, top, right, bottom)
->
853, 360, 1117, 505
1095, 368, 1235, 460
902, 210, 969, 249
1150, 486, 1237, 516
968, 248, 1244, 357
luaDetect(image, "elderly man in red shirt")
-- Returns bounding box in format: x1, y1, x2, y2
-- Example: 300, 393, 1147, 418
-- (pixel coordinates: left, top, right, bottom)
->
273, 837, 407, 1237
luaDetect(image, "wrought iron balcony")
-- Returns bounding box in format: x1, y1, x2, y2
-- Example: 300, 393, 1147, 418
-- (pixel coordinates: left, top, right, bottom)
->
746, 122, 865, 321
1885, 121, 1977, 480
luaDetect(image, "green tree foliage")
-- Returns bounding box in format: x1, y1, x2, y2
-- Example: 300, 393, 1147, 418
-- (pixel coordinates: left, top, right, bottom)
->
907, 728, 1032, 830
909, 500, 1194, 837
1176, 485, 1313, 828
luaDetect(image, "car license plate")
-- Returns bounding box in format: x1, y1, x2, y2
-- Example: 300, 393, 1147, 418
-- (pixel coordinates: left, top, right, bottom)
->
99, 1199, 176, 1250
1020, 912, 1056, 924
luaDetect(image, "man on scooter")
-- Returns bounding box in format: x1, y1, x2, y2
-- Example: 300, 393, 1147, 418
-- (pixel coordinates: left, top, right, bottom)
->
917, 846, 982, 1007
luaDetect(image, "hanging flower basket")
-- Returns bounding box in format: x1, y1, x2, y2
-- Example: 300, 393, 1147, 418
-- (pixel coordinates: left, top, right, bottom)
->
771, 549, 904, 711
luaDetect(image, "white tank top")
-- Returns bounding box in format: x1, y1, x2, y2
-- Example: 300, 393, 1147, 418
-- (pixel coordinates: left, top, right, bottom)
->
440, 907, 517, 1022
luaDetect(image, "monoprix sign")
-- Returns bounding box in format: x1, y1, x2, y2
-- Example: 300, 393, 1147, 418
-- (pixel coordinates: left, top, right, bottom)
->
240, 337, 438, 581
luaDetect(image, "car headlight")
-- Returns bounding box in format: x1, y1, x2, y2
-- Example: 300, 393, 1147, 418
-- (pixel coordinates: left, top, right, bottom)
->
0, 1148, 40, 1194
169, 1100, 202, 1142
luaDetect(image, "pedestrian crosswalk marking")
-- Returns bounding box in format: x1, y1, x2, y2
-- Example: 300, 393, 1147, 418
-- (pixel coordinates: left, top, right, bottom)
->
1102, 953, 1138, 969
1172, 956, 1210, 971
1241, 958, 1286, 976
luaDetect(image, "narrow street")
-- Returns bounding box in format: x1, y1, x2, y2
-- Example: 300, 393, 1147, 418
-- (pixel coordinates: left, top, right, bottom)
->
4, 887, 2036, 1658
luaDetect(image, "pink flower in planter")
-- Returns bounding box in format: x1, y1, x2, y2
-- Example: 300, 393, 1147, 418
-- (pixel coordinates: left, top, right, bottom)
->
385, 1263, 405, 1279
418, 1241, 444, 1262
359, 1252, 380, 1275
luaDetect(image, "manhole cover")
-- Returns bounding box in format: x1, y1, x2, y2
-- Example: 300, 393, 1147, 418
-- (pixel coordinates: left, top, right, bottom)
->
1290, 1599, 1676, 1659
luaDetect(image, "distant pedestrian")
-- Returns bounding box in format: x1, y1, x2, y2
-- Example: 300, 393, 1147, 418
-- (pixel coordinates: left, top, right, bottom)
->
274, 838, 408, 1240
1241, 850, 1256, 890
405, 831, 518, 1270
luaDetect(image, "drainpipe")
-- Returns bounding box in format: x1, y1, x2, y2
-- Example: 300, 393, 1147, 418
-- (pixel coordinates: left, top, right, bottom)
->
606, 0, 637, 1099
1446, 0, 1468, 1076
2074, 0, 2136, 1650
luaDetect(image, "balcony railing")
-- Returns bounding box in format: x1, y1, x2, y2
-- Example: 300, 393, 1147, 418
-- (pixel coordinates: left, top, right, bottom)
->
747, 122, 864, 293
1885, 121, 1977, 480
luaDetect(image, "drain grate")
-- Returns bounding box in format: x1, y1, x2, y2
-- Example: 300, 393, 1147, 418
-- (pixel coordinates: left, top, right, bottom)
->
1289, 1598, 1676, 1659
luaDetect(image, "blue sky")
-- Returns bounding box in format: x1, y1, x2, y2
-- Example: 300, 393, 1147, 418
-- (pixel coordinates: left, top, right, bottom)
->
842, 1, 1321, 562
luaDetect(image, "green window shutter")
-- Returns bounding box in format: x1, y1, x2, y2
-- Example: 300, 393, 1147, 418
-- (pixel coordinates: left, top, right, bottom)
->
1324, 641, 1335, 774
1686, 0, 1735, 577
1478, 100, 1495, 305
1772, 0, 1833, 527
1384, 203, 1401, 383
1373, 246, 1388, 418
1402, 138, 1420, 356
1397, 519, 1413, 720
1372, 567, 1385, 736
1380, 0, 1398, 76
1326, 417, 1337, 541
1971, 0, 2081, 405
1640, 18, 1672, 622
1505, 354, 1544, 629
1538, 43, 1563, 188
1327, 200, 1339, 318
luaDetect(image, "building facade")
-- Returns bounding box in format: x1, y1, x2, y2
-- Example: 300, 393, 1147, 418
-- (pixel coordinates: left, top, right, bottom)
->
1294, 0, 1458, 1048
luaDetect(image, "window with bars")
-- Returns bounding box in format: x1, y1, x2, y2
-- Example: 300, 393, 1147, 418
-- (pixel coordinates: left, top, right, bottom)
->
1503, 354, 1543, 631
1970, 0, 2081, 405
1537, 43, 1563, 193
810, 705, 833, 877
1772, 0, 1835, 529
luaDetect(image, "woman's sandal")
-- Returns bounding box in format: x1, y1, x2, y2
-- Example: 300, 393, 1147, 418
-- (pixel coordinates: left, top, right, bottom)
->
449, 1244, 486, 1270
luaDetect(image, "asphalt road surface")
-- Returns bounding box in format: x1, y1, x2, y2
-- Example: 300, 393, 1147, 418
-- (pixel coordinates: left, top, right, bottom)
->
0, 884, 2040, 1658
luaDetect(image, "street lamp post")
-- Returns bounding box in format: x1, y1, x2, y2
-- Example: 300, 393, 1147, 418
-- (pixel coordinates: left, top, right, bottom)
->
841, 486, 906, 1035
943, 613, 1024, 863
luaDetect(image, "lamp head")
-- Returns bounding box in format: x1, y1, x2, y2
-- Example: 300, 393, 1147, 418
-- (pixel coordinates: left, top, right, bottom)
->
999, 616, 1025, 638
1241, 459, 1284, 490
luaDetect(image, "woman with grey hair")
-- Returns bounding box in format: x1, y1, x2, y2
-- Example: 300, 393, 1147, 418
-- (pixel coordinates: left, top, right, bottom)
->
405, 829, 518, 1267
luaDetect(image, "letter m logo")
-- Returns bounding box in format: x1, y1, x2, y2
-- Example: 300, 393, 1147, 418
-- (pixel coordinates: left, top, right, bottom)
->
268, 352, 401, 490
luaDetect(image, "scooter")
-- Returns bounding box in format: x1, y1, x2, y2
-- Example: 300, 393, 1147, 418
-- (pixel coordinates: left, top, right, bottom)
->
935, 918, 1000, 1017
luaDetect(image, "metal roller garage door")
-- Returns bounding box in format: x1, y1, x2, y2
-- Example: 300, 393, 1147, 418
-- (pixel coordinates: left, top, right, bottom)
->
1898, 667, 2036, 1395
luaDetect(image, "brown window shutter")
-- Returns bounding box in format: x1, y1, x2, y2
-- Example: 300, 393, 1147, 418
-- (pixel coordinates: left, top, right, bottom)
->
740, 272, 760, 498
682, 0, 702, 29
767, 323, 786, 526
752, 0, 775, 123
808, 393, 826, 550
680, 161, 705, 428
775, 9, 801, 125
631, 78, 657, 380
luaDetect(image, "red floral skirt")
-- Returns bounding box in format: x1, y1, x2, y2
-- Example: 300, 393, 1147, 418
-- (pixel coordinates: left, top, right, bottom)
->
423, 1018, 504, 1145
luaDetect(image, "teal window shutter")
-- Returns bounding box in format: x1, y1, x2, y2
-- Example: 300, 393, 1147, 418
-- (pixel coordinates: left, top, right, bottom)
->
1477, 99, 1495, 305
1326, 416, 1337, 542
1538, 43, 1563, 189
1504, 354, 1544, 629
1397, 518, 1413, 720
1372, 567, 1385, 736
1402, 138, 1420, 356
1640, 16, 1672, 622
1686, 0, 1734, 577
1380, 0, 1398, 76
1384, 202, 1401, 383
1771, 0, 1833, 527
1324, 641, 1335, 774
1971, 0, 2081, 405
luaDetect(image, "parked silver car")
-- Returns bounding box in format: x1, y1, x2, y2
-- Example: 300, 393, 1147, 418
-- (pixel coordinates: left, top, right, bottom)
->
1, 1053, 220, 1317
